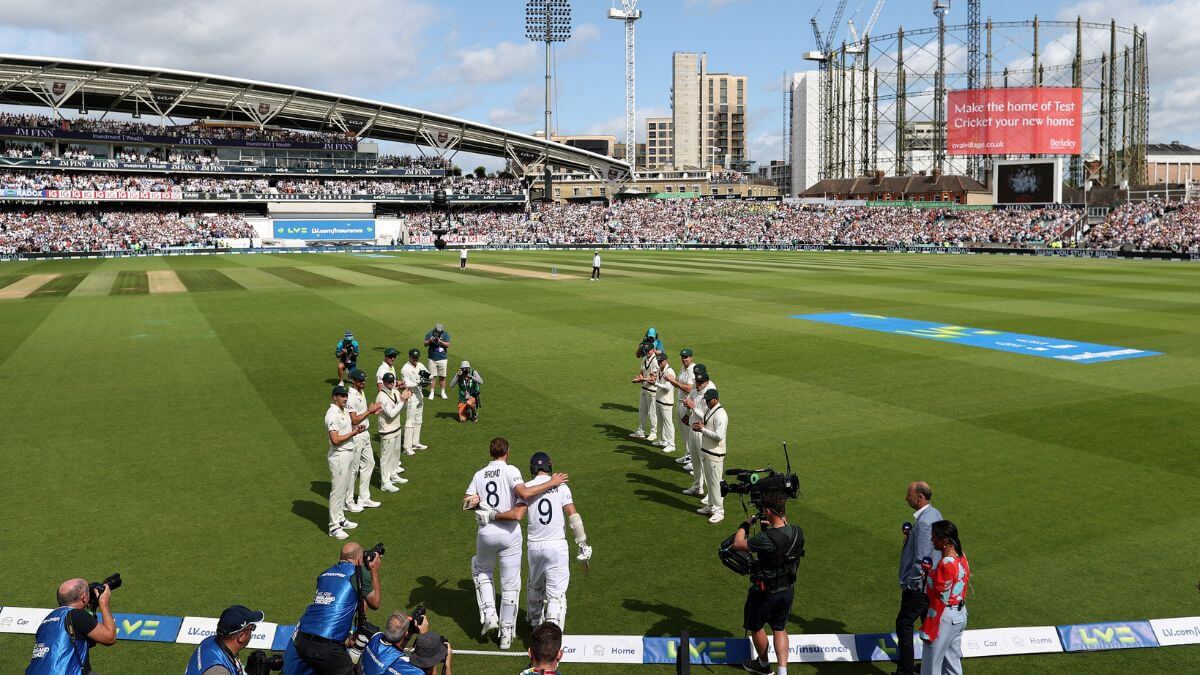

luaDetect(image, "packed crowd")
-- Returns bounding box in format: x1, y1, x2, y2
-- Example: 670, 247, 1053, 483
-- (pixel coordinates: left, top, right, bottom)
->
422, 200, 1081, 247
1086, 198, 1200, 252
0, 170, 523, 196
0, 113, 350, 144
0, 209, 255, 253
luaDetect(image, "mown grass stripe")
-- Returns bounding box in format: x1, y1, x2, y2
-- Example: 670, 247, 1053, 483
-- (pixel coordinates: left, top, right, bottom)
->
110, 271, 149, 295
0, 274, 25, 290
26, 273, 86, 298
70, 271, 118, 297
350, 265, 448, 285
176, 269, 246, 292
258, 267, 349, 288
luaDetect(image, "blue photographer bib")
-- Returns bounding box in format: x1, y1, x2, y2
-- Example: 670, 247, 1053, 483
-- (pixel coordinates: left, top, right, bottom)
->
282, 633, 314, 675
26, 607, 88, 675
296, 561, 360, 641
185, 635, 243, 675
360, 634, 423, 675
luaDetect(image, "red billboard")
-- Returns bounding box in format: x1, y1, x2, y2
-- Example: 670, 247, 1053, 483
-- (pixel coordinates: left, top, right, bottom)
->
947, 87, 1082, 156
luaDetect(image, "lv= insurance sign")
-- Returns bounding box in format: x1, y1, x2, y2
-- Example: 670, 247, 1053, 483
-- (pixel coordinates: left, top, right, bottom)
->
947, 87, 1082, 155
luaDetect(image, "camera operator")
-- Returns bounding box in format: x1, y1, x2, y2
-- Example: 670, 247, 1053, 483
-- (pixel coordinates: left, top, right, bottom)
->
423, 323, 451, 400
730, 490, 805, 675
335, 330, 359, 386
400, 349, 429, 454
451, 360, 483, 422
360, 610, 450, 675
184, 605, 264, 675
285, 542, 383, 675
26, 578, 117, 675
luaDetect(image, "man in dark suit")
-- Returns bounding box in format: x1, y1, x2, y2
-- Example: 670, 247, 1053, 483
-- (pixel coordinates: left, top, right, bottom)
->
895, 481, 942, 675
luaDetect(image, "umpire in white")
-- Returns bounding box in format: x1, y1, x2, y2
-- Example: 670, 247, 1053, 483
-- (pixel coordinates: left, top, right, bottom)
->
325, 385, 367, 539
693, 388, 728, 524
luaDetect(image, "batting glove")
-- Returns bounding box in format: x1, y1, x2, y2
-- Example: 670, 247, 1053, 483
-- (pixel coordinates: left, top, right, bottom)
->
474, 508, 496, 527
577, 544, 593, 562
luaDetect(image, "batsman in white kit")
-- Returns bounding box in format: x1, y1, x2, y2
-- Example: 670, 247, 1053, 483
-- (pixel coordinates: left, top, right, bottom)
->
511, 451, 592, 630
463, 438, 568, 649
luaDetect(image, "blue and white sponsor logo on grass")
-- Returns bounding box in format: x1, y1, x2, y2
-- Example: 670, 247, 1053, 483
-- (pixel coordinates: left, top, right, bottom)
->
112, 612, 182, 643
794, 312, 1161, 363
1057, 620, 1159, 651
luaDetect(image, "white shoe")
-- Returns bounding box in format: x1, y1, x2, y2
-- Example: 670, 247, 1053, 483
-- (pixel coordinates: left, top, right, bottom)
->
708, 512, 725, 524
339, 519, 358, 529
480, 616, 499, 636
413, 443, 429, 450
682, 486, 702, 495
696, 506, 713, 515
381, 483, 400, 493
404, 449, 415, 456
440, 390, 448, 399
628, 431, 646, 439
358, 498, 381, 508
394, 476, 410, 484
645, 434, 658, 442
345, 501, 363, 513
329, 528, 349, 540
427, 391, 435, 400
499, 629, 513, 650
686, 466, 695, 475
396, 467, 406, 473
652, 440, 667, 447
674, 455, 690, 464
662, 445, 676, 453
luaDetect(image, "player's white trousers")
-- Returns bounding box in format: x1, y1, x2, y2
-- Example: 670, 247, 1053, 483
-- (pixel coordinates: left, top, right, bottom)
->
403, 392, 424, 450
327, 448, 355, 531
638, 388, 657, 435
350, 434, 375, 501
472, 525, 522, 629
700, 453, 725, 514
686, 428, 704, 492
378, 431, 403, 481
655, 402, 675, 449
527, 539, 571, 628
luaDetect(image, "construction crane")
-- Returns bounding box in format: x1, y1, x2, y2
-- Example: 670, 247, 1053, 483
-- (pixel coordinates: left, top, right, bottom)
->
805, 0, 849, 179
847, 0, 885, 43
608, 1, 641, 170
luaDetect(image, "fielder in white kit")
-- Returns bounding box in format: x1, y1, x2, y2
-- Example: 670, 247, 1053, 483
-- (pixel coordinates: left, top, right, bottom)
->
400, 348, 429, 455
345, 369, 381, 512
464, 438, 568, 649
652, 352, 676, 453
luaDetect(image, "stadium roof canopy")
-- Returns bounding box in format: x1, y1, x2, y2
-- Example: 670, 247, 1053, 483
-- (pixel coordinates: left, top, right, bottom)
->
0, 54, 631, 178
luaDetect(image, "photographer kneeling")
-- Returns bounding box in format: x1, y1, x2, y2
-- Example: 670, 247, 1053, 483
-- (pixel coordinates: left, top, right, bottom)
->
284, 542, 382, 675
185, 605, 264, 675
730, 490, 805, 675
361, 610, 453, 675
26, 577, 118, 675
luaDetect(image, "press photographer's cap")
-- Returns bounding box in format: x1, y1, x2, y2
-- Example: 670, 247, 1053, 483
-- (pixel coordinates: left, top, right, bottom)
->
704, 388, 719, 401
680, 348, 694, 358
460, 360, 471, 369
410, 632, 448, 668
349, 369, 366, 382
384, 348, 399, 358
331, 385, 348, 396
216, 605, 264, 636
408, 348, 421, 359
646, 327, 657, 337
344, 330, 353, 339
382, 372, 396, 383
435, 322, 444, 331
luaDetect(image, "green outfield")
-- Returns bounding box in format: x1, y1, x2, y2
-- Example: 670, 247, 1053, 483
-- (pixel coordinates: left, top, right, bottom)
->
1, 249, 1198, 673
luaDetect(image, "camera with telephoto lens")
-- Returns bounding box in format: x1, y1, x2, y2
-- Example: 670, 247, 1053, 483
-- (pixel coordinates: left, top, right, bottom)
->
363, 542, 385, 565
717, 443, 802, 577
245, 650, 283, 675
87, 573, 121, 609
418, 369, 432, 389
636, 336, 656, 358
347, 620, 380, 664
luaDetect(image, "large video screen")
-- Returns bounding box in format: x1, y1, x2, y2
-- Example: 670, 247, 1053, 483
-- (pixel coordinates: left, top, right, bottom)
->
995, 162, 1057, 204
948, 87, 1082, 156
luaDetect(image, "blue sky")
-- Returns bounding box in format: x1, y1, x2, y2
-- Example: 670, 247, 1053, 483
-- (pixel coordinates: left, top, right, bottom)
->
0, 0, 1190, 170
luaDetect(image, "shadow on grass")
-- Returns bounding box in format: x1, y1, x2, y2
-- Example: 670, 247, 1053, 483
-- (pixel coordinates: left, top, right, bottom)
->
594, 422, 638, 442
408, 576, 495, 646
292, 500, 327, 532
600, 401, 638, 413
435, 411, 462, 421
626, 472, 699, 514
311, 480, 331, 498
622, 598, 734, 638
614, 443, 678, 471
324, 378, 342, 386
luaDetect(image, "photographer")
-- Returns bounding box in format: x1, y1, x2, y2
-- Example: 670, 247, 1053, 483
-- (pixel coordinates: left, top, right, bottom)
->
360, 610, 451, 675
335, 330, 359, 386
26, 578, 117, 675
730, 490, 805, 675
184, 605, 264, 675
451, 360, 482, 422
285, 542, 383, 675
423, 323, 451, 400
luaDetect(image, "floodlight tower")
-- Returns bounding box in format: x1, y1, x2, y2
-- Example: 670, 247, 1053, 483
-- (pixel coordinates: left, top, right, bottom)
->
933, 0, 950, 173
525, 0, 572, 144
608, 1, 641, 169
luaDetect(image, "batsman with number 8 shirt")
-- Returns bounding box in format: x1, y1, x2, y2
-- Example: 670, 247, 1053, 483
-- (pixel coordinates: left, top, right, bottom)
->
462, 438, 568, 650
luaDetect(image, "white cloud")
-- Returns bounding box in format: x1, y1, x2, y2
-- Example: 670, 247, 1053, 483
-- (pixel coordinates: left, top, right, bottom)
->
1059, 0, 1200, 144
434, 41, 540, 86
488, 85, 544, 129
574, 106, 671, 141
0, 0, 437, 94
